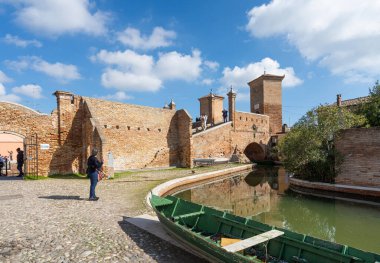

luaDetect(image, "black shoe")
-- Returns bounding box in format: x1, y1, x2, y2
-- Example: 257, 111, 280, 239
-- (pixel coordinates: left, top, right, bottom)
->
89, 197, 99, 201
17, 175, 23, 177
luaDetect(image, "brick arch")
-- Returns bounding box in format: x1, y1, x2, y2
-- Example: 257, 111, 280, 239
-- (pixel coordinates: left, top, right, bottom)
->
0, 130, 26, 139
244, 142, 265, 162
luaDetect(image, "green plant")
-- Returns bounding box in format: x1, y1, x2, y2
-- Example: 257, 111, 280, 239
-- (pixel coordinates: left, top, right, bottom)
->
358, 81, 380, 127
48, 173, 87, 179
279, 105, 365, 182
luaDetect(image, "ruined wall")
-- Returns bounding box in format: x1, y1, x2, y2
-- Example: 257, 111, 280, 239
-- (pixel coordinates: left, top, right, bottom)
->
0, 102, 58, 176
84, 97, 190, 170
335, 128, 380, 187
192, 111, 270, 160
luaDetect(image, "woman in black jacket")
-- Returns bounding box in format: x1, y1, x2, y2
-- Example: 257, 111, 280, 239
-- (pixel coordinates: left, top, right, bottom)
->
87, 148, 103, 201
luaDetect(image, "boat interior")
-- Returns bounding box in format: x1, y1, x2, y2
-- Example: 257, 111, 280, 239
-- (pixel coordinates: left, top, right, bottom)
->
151, 195, 380, 263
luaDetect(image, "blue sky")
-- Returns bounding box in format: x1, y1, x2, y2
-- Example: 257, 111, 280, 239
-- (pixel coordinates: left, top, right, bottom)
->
1, 0, 379, 125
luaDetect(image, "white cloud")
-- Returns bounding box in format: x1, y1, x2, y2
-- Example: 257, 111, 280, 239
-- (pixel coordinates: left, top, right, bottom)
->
100, 91, 133, 101
12, 84, 43, 98
31, 58, 80, 82
3, 34, 42, 47
221, 57, 302, 90
202, 78, 214, 85
92, 49, 154, 73
236, 92, 250, 102
5, 56, 80, 82
101, 68, 162, 92
2, 0, 108, 36
0, 83, 21, 102
92, 48, 203, 92
0, 70, 12, 83
155, 50, 202, 81
117, 27, 176, 50
204, 60, 219, 71
246, 0, 380, 83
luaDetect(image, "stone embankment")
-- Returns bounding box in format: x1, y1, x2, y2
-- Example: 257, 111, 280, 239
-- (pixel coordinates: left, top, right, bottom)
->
0, 165, 244, 262
289, 177, 380, 204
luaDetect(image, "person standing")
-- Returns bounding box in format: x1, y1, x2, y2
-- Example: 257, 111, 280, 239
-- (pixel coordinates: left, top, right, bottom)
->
16, 148, 24, 177
0, 155, 4, 176
203, 114, 208, 130
200, 114, 205, 131
87, 148, 103, 201
222, 108, 228, 123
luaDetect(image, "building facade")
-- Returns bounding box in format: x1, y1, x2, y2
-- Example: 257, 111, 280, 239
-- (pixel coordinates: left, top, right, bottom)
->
0, 74, 285, 176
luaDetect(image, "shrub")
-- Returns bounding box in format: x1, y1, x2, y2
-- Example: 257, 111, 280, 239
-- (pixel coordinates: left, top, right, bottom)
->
279, 105, 365, 182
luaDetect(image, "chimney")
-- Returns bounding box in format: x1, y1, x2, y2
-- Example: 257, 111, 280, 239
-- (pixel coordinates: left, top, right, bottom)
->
337, 94, 342, 107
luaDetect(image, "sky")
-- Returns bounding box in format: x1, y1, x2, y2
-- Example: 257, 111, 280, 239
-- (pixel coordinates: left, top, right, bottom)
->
1, 0, 379, 125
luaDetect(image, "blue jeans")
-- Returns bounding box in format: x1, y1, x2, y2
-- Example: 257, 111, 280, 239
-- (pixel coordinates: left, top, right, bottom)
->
89, 171, 98, 198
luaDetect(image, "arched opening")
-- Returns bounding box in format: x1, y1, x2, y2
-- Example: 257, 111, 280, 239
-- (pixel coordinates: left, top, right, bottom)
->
0, 131, 25, 176
244, 142, 265, 162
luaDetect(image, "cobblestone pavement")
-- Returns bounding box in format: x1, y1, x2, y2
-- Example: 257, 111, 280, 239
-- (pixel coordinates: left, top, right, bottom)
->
0, 165, 239, 263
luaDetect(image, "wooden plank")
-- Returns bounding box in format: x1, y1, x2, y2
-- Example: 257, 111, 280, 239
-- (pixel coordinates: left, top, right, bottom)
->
222, 230, 284, 253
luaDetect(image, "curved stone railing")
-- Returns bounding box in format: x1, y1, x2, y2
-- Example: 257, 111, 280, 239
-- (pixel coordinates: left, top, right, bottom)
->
146, 164, 254, 208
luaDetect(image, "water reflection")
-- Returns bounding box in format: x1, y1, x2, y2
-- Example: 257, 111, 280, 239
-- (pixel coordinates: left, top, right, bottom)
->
175, 165, 380, 253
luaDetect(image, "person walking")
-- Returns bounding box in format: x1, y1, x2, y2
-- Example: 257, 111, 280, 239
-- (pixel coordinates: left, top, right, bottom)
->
87, 148, 103, 201
16, 148, 24, 177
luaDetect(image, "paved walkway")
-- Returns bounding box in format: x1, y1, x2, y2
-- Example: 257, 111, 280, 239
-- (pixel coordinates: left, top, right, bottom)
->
0, 165, 239, 262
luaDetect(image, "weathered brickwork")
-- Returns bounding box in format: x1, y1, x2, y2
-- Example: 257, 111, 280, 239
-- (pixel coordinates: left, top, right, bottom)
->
335, 128, 380, 187
249, 75, 284, 134
0, 73, 284, 176
84, 97, 191, 170
198, 94, 224, 125
192, 111, 270, 160
0, 102, 58, 176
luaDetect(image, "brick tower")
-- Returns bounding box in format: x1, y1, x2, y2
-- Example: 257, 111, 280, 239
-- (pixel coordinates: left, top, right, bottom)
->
198, 93, 224, 125
248, 74, 284, 134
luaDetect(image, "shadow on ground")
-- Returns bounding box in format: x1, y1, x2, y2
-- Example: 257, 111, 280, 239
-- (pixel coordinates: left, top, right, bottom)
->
0, 176, 23, 181
38, 195, 85, 200
118, 218, 208, 263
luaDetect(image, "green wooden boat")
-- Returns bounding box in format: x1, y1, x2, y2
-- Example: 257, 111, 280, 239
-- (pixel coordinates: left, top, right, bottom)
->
150, 194, 380, 263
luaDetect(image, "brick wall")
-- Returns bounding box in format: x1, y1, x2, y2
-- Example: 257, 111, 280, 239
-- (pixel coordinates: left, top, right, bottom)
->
83, 97, 191, 170
335, 128, 380, 187
0, 102, 58, 176
175, 109, 193, 168
192, 122, 233, 159
192, 111, 270, 160
52, 91, 84, 174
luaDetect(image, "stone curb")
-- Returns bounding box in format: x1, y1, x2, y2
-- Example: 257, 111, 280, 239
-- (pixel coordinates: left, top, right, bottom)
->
290, 177, 380, 198
145, 164, 254, 208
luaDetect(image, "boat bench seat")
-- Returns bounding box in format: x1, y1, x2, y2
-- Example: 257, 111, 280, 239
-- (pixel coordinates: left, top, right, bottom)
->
152, 198, 173, 207
222, 230, 284, 252
173, 211, 205, 220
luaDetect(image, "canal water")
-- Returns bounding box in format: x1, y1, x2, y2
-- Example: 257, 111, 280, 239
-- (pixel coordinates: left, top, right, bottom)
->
175, 166, 380, 254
